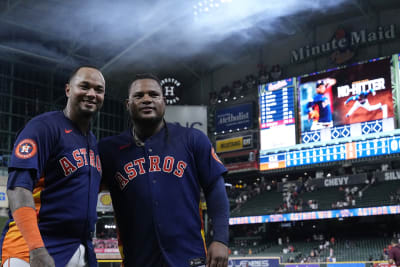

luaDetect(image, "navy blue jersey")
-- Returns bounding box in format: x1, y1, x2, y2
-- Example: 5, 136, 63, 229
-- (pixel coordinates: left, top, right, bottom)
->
0, 111, 101, 267
99, 123, 227, 267
308, 94, 332, 122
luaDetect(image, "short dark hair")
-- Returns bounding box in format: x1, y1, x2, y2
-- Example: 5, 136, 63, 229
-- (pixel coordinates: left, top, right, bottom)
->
68, 65, 101, 83
128, 73, 163, 96
316, 80, 325, 87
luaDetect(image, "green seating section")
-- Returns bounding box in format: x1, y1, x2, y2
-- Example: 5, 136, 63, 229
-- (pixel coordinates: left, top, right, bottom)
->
231, 191, 282, 217
230, 180, 400, 217
356, 181, 400, 207
301, 187, 345, 210
230, 237, 391, 262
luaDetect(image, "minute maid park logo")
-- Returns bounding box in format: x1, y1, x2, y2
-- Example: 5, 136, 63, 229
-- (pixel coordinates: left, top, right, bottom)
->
161, 77, 181, 105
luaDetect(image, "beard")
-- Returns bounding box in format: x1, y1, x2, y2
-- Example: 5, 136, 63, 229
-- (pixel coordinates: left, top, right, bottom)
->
130, 110, 164, 129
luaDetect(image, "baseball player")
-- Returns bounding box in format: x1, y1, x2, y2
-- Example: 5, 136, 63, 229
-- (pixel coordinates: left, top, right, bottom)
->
98, 74, 230, 267
344, 88, 388, 119
0, 66, 105, 267
306, 78, 336, 130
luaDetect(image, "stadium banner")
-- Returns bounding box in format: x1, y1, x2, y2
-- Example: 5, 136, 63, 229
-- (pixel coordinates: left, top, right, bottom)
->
215, 103, 253, 133
219, 149, 258, 173
298, 57, 394, 143
0, 186, 7, 208
307, 173, 367, 188
97, 192, 113, 212
229, 205, 400, 225
93, 238, 119, 254
165, 105, 207, 134
373, 263, 397, 267
286, 264, 320, 267
228, 257, 280, 267
225, 161, 258, 173
376, 170, 400, 182
327, 263, 365, 267
216, 135, 253, 153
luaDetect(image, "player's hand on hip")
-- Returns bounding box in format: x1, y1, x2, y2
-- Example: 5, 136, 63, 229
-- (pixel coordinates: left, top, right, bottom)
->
206, 241, 228, 267
30, 247, 55, 267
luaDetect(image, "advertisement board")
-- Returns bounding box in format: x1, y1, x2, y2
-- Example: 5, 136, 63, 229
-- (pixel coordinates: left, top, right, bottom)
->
0, 186, 7, 208
228, 257, 280, 267
97, 192, 113, 212
215, 103, 253, 133
229, 205, 400, 225
327, 263, 365, 267
298, 58, 394, 143
165, 105, 207, 134
216, 135, 253, 153
219, 149, 258, 174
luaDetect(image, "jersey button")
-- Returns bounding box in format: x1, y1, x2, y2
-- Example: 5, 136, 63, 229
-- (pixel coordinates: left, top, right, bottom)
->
155, 201, 159, 206
153, 179, 156, 184
148, 148, 153, 152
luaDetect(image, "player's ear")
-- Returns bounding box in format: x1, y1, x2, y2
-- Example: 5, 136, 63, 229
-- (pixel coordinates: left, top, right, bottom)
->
125, 99, 130, 111
65, 83, 71, 98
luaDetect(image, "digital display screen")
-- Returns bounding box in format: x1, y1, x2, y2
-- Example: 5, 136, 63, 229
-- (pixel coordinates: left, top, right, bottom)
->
260, 134, 400, 171
298, 58, 394, 143
259, 78, 296, 151
229, 205, 400, 225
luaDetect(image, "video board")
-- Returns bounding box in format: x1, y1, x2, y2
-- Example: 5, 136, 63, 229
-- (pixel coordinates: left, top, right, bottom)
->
229, 204, 400, 225
259, 78, 296, 151
298, 58, 394, 144
260, 134, 400, 170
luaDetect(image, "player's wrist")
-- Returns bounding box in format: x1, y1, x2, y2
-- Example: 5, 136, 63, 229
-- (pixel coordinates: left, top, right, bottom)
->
12, 206, 45, 251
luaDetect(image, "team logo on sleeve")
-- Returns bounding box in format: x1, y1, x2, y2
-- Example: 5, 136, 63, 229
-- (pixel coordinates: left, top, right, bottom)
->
15, 139, 37, 159
211, 147, 223, 164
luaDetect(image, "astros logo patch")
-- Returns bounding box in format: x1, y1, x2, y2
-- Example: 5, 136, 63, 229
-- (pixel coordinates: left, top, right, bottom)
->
15, 139, 37, 159
211, 147, 223, 164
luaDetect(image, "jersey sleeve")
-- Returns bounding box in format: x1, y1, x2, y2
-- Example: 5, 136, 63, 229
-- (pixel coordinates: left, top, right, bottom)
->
9, 118, 56, 188
190, 129, 227, 189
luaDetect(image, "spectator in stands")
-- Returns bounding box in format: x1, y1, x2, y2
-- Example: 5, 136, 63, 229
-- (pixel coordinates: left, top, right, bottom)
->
232, 80, 243, 98
270, 64, 282, 81
243, 75, 256, 94
389, 238, 400, 266
219, 85, 232, 100
258, 67, 269, 85
209, 91, 218, 105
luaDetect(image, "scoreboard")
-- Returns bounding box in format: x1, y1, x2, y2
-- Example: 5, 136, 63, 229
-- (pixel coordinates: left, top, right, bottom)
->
260, 133, 400, 170
259, 78, 296, 151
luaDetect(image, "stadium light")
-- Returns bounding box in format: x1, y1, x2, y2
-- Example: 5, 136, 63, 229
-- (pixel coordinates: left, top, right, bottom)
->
192, 0, 233, 18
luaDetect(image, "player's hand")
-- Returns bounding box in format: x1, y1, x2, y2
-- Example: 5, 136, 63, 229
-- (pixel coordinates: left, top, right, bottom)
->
30, 247, 55, 267
207, 241, 228, 267
308, 110, 319, 120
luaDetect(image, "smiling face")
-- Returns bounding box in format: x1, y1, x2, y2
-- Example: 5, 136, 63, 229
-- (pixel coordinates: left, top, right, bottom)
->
126, 78, 165, 127
65, 67, 105, 117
